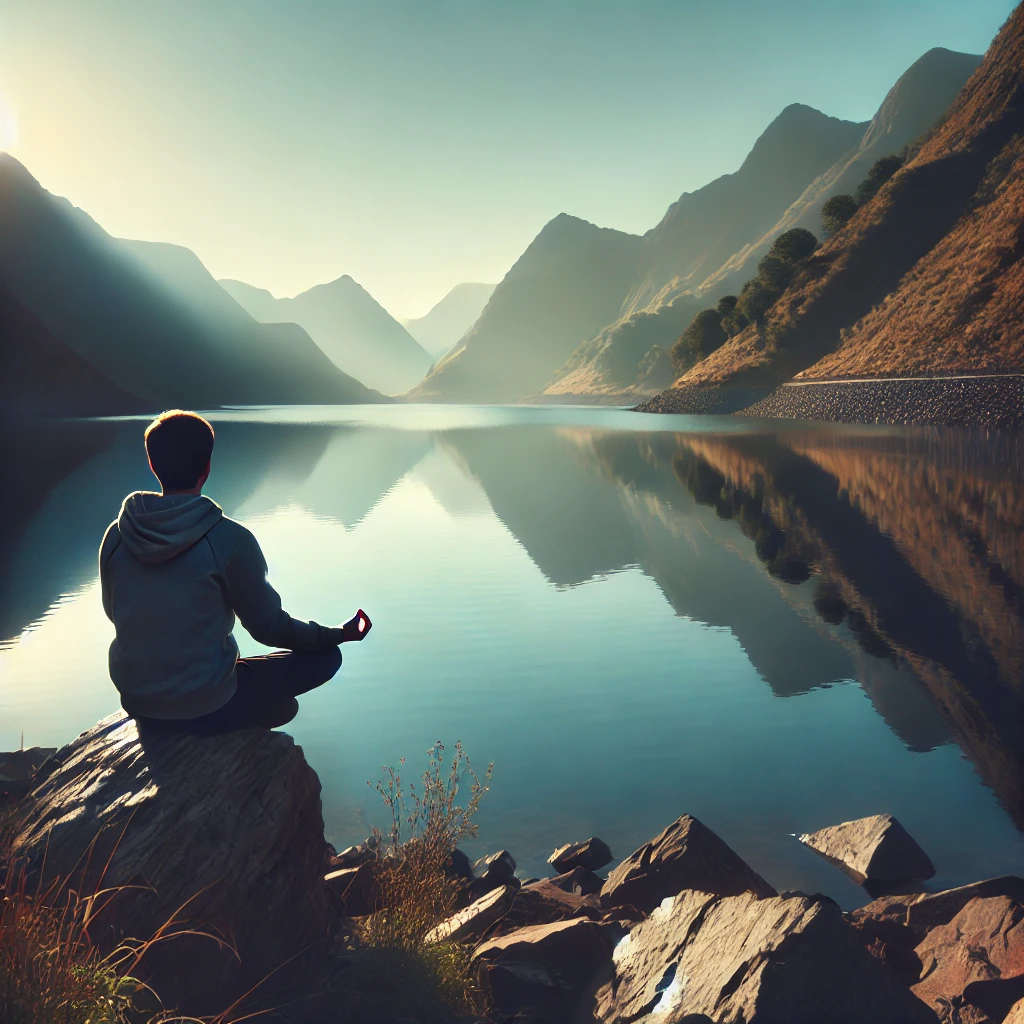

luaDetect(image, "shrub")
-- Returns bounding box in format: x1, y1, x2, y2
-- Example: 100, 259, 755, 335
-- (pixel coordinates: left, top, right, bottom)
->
671, 308, 727, 369
737, 278, 777, 326
715, 295, 738, 316
339, 742, 493, 1021
855, 153, 903, 205
757, 253, 796, 292
821, 194, 858, 237
768, 228, 818, 263
716, 295, 748, 337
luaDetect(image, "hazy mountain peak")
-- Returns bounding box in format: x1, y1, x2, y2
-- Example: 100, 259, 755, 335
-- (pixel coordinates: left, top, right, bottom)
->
403, 282, 496, 361
859, 46, 981, 152
220, 273, 431, 395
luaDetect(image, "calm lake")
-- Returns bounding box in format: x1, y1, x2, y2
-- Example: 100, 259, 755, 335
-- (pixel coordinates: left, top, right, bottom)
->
2, 405, 1023, 907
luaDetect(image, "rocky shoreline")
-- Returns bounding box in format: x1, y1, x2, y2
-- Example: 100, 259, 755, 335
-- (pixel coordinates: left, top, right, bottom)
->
635, 375, 1024, 428
5, 720, 1024, 1023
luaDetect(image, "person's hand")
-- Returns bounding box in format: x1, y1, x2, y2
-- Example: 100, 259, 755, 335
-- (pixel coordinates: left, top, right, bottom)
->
340, 609, 372, 643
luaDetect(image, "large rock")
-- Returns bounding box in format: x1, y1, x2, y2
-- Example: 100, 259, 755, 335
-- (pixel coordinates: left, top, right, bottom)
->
325, 861, 380, 917
500, 878, 602, 933
425, 883, 516, 944
0, 745, 56, 804
10, 713, 331, 1016
583, 889, 938, 1023
800, 814, 935, 885
549, 837, 614, 874
913, 896, 1024, 1023
601, 815, 775, 914
475, 918, 614, 1024
847, 878, 1024, 992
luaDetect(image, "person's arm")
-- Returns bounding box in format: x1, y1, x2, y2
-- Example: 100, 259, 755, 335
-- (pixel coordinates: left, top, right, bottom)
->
99, 523, 120, 623
220, 527, 345, 650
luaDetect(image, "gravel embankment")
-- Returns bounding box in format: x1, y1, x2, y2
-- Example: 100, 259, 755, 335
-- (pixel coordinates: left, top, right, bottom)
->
739, 376, 1024, 428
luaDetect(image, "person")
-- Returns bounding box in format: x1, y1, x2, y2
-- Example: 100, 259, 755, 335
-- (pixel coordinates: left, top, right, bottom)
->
99, 409, 370, 733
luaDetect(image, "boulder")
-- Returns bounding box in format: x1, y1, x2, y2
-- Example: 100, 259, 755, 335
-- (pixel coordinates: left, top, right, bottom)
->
913, 896, 1024, 1023
908, 877, 1024, 934
548, 865, 605, 897
583, 889, 938, 1023
847, 893, 926, 986
425, 883, 516, 944
601, 815, 775, 914
446, 847, 475, 882
1007, 997, 1024, 1023
475, 918, 613, 1024
549, 837, 613, 874
470, 849, 519, 900
800, 814, 935, 885
0, 745, 57, 804
499, 878, 602, 933
10, 712, 331, 1016
328, 843, 374, 871
325, 860, 380, 917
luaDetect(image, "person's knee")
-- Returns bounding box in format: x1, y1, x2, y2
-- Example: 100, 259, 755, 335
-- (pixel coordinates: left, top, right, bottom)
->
318, 645, 342, 681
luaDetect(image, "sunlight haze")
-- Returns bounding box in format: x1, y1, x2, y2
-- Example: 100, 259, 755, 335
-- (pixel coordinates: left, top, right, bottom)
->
0, 0, 1013, 316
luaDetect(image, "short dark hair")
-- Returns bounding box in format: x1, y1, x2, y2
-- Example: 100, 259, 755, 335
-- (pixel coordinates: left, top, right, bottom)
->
144, 410, 215, 490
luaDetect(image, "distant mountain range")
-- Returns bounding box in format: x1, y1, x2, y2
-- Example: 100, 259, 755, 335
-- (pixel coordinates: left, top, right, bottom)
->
220, 276, 432, 396
652, 14, 1024, 404
0, 155, 383, 411
403, 282, 496, 361
410, 47, 981, 404
408, 214, 643, 402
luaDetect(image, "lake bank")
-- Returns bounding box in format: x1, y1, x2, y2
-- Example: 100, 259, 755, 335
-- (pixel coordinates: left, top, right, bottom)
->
635, 374, 1024, 427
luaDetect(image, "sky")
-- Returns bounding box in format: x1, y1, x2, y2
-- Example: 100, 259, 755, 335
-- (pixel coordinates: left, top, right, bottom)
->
0, 1, 1015, 319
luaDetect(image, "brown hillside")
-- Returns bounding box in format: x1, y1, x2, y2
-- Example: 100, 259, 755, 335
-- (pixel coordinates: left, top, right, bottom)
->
670, 4, 1024, 392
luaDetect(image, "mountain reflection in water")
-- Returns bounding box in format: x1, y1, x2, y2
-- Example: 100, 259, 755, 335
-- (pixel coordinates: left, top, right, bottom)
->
2, 408, 1022, 901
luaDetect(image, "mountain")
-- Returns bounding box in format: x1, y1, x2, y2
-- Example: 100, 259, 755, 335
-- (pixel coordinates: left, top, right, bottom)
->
542, 52, 979, 404
540, 294, 702, 402
700, 47, 982, 296
650, 6, 1024, 405
220, 276, 432, 396
625, 104, 868, 315
0, 283, 146, 415
408, 214, 643, 403
403, 282, 496, 360
0, 155, 383, 409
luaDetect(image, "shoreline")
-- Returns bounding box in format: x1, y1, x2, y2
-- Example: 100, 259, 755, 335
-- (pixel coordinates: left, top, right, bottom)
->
635, 375, 1024, 427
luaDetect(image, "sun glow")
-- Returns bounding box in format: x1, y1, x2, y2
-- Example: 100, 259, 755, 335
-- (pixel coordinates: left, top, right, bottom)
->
0, 99, 18, 151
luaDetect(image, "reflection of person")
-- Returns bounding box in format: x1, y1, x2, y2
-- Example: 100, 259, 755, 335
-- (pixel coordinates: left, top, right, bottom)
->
99, 409, 371, 733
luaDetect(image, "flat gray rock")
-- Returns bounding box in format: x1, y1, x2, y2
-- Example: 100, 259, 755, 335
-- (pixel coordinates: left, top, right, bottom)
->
583, 889, 938, 1023
11, 712, 331, 1016
800, 813, 936, 884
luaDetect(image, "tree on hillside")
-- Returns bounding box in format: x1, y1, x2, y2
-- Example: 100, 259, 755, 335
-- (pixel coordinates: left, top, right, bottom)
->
671, 308, 727, 369
821, 194, 858, 237
736, 278, 776, 326
716, 294, 748, 337
769, 228, 818, 263
856, 154, 904, 205
757, 253, 796, 292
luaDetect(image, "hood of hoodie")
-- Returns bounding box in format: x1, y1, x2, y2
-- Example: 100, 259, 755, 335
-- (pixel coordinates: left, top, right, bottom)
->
117, 491, 224, 565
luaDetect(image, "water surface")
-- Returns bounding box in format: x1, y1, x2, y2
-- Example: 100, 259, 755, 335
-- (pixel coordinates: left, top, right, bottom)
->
2, 405, 1022, 907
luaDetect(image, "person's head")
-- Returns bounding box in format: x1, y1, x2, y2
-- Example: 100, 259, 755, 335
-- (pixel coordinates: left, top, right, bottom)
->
144, 410, 215, 494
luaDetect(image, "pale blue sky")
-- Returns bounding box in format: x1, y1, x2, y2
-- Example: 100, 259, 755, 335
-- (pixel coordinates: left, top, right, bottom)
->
0, 1, 1014, 316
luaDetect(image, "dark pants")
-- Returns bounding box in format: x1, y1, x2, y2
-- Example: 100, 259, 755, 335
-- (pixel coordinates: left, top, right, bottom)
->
135, 647, 342, 735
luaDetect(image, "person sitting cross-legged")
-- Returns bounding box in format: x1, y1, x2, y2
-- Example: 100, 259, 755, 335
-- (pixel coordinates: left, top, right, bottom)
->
99, 409, 370, 734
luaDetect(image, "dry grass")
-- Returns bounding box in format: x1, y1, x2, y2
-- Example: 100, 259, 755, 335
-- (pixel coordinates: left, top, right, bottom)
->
0, 809, 243, 1024
336, 741, 493, 1022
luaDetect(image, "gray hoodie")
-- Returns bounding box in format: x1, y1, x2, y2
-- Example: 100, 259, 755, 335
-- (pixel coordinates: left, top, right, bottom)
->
100, 491, 343, 720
